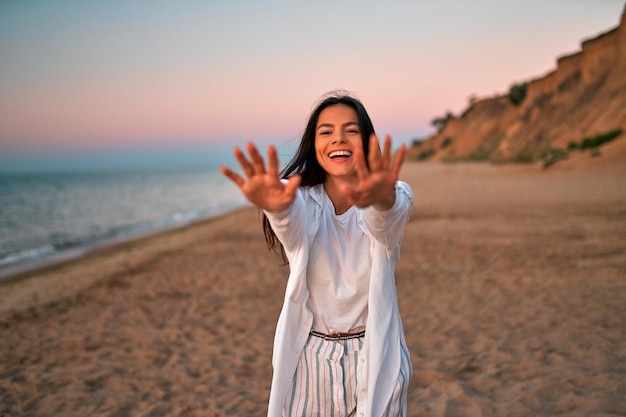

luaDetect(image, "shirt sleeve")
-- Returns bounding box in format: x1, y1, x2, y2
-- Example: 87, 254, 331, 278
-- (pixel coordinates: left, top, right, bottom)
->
362, 181, 414, 249
263, 188, 307, 253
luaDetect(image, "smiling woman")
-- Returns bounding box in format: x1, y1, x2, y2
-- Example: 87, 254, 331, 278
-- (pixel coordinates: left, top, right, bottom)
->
220, 91, 412, 417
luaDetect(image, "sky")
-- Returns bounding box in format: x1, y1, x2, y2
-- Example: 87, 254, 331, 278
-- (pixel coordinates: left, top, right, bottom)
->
0, 0, 624, 171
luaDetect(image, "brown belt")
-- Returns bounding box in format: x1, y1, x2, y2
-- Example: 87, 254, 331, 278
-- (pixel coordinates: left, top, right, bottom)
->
310, 330, 366, 341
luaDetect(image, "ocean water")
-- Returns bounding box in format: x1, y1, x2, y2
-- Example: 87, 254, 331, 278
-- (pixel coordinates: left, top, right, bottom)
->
0, 167, 249, 278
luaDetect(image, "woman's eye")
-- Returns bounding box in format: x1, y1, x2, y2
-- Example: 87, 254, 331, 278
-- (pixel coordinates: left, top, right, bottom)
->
347, 129, 360, 134
319, 131, 331, 136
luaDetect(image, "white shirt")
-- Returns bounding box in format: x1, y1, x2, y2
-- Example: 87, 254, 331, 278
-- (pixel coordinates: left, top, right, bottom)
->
307, 192, 371, 334
265, 181, 414, 417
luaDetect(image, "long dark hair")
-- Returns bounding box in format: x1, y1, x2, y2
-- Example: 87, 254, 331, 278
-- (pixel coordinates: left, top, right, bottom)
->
263, 91, 376, 262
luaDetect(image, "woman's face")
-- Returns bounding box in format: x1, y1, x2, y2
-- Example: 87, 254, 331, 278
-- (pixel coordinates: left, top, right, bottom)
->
314, 104, 363, 182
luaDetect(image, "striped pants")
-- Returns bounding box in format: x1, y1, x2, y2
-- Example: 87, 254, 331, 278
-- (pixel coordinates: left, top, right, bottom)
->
284, 333, 410, 417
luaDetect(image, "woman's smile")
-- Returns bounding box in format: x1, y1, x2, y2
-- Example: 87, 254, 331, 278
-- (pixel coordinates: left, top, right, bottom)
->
327, 149, 353, 162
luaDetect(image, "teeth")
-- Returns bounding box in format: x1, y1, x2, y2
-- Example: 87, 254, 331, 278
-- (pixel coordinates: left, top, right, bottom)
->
329, 150, 352, 158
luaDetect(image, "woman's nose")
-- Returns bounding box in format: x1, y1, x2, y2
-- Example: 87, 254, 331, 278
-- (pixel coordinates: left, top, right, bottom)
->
332, 134, 346, 144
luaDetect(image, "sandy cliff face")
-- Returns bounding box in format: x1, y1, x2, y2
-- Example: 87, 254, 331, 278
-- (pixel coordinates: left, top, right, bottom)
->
409, 7, 626, 167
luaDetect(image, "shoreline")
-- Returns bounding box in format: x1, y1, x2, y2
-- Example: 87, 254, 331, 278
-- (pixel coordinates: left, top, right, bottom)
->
0, 203, 250, 283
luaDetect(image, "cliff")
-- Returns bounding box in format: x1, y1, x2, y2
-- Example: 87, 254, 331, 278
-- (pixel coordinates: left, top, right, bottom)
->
408, 7, 626, 168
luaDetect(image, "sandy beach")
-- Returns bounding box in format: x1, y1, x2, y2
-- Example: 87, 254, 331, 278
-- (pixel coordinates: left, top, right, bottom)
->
1, 157, 625, 417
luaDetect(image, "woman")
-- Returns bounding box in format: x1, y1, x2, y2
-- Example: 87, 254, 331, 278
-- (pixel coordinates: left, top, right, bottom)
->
220, 92, 413, 417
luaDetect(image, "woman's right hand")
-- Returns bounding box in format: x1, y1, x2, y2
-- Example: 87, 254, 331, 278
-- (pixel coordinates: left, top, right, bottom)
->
220, 142, 301, 213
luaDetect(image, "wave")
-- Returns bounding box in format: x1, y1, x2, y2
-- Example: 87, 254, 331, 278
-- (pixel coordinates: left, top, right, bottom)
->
0, 245, 57, 267
0, 201, 248, 280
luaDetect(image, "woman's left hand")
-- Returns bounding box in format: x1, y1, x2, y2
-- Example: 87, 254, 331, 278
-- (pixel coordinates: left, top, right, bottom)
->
340, 134, 406, 210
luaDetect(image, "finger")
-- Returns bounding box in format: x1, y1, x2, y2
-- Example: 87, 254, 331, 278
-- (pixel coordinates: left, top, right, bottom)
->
283, 174, 302, 197
247, 142, 266, 175
381, 135, 392, 170
267, 145, 280, 178
220, 165, 245, 187
234, 146, 255, 178
390, 143, 406, 177
368, 134, 382, 172
353, 144, 370, 182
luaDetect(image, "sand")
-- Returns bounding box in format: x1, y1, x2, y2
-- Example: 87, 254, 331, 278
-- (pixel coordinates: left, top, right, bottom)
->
1, 159, 625, 417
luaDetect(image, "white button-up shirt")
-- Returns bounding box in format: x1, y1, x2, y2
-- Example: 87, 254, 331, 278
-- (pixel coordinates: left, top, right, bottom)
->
265, 181, 414, 417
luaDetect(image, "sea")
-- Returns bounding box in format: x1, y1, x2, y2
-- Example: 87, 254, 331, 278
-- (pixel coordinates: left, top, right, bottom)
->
0, 144, 296, 279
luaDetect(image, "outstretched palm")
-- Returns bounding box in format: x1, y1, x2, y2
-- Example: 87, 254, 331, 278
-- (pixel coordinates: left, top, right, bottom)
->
220, 142, 301, 213
341, 134, 406, 210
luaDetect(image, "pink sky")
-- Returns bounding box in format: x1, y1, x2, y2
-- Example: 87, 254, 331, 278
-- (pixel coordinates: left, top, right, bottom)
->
0, 1, 624, 159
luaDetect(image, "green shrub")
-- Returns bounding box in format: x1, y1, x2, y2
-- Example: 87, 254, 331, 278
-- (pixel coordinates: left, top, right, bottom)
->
431, 112, 455, 131
508, 82, 528, 106
514, 153, 536, 164
542, 128, 622, 168
441, 137, 453, 149
579, 128, 623, 150
542, 148, 569, 168
417, 149, 435, 160
467, 151, 490, 162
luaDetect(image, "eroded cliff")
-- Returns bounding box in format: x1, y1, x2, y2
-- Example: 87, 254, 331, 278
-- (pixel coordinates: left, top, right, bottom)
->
409, 7, 626, 167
